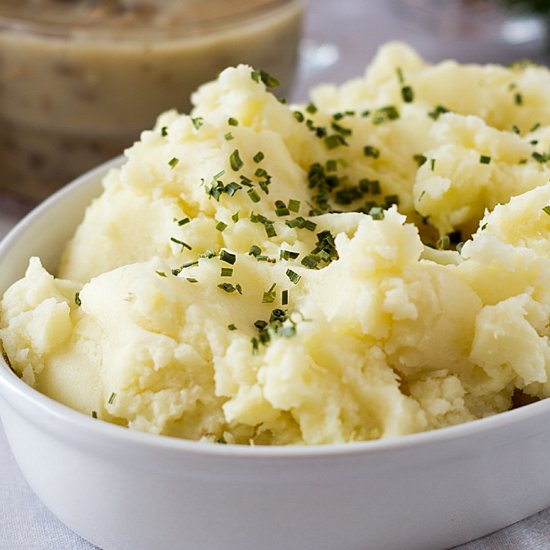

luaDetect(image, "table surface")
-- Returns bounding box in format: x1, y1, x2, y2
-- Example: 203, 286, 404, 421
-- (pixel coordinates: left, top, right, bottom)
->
1, 1, 550, 548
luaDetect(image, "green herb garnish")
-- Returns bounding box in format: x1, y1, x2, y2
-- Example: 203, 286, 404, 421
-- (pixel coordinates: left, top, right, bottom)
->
262, 283, 277, 304
253, 151, 265, 163
363, 145, 380, 158
401, 85, 414, 103
229, 149, 244, 171
288, 199, 300, 213
286, 269, 301, 284
220, 249, 236, 265
428, 105, 449, 120
247, 188, 261, 203
170, 237, 192, 251
191, 117, 204, 130
280, 249, 300, 260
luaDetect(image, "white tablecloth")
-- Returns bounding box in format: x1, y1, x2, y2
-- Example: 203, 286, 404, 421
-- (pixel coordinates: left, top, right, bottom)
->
1, 1, 549, 548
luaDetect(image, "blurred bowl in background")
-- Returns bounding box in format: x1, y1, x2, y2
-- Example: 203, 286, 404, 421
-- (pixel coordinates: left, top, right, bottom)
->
0, 0, 304, 213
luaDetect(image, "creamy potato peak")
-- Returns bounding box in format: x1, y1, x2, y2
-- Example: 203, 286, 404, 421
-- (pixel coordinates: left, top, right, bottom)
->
2, 43, 550, 445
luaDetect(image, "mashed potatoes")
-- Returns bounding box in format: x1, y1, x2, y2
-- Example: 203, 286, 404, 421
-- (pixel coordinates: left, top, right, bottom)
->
2, 43, 550, 445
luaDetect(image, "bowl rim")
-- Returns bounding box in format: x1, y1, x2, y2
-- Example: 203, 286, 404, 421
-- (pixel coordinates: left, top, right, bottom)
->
1, 156, 549, 460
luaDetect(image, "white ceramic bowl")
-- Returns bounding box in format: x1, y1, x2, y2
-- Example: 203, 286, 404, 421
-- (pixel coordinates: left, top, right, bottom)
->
1, 159, 550, 550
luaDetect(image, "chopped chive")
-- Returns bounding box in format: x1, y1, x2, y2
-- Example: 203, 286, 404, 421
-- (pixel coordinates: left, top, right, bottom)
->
305, 102, 318, 114
530, 122, 541, 133
249, 245, 262, 257
288, 199, 300, 212
92, 411, 98, 419
191, 117, 204, 130
228, 117, 239, 126
75, 292, 81, 306
396, 67, 404, 84
282, 289, 289, 305
254, 168, 268, 179
280, 249, 300, 260
228, 324, 237, 331
156, 270, 167, 277
170, 237, 192, 250
253, 151, 265, 163
532, 151, 550, 163
331, 122, 352, 136
252, 69, 280, 88
176, 217, 190, 226
430, 158, 436, 171
161, 126, 168, 137
213, 169, 225, 180
186, 277, 198, 283
247, 188, 261, 203
231, 211, 239, 223
369, 206, 384, 220
293, 111, 305, 123
512, 125, 521, 134
262, 283, 277, 304
220, 249, 236, 265
413, 154, 427, 167
401, 86, 414, 103
543, 205, 550, 216
301, 254, 320, 269
479, 155, 491, 165
199, 249, 217, 259
363, 145, 380, 158
264, 222, 277, 238
216, 221, 228, 232
168, 157, 179, 169
230, 149, 244, 171
514, 92, 523, 105
225, 181, 242, 196
221, 267, 233, 277
108, 392, 116, 405
171, 259, 199, 276
324, 134, 348, 150
372, 105, 399, 125
428, 105, 449, 120
286, 269, 301, 284
224, 132, 234, 141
